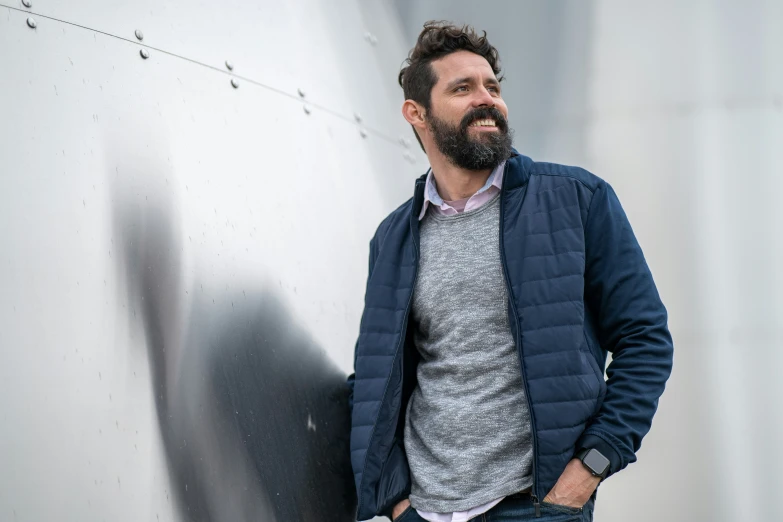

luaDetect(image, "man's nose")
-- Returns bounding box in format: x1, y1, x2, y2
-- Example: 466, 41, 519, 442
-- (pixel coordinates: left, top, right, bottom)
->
472, 87, 495, 107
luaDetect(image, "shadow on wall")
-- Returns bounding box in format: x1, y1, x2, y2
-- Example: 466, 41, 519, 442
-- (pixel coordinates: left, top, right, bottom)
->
108, 141, 356, 522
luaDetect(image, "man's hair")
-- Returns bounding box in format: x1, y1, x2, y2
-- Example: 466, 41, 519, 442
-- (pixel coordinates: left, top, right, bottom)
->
398, 21, 503, 151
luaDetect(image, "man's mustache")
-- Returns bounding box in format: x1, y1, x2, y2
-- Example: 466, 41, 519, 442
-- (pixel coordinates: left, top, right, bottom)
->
460, 108, 508, 132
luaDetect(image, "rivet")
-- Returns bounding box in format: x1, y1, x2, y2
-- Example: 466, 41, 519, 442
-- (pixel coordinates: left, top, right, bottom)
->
370, 35, 378, 46
140, 49, 150, 59
303, 104, 312, 115
231, 78, 239, 89
135, 30, 144, 41
360, 128, 368, 138
22, 0, 32, 7
26, 17, 36, 29
297, 88, 306, 98
354, 112, 362, 123
225, 60, 234, 71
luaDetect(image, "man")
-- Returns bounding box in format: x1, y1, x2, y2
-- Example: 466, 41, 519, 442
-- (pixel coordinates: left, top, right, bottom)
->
347, 21, 673, 522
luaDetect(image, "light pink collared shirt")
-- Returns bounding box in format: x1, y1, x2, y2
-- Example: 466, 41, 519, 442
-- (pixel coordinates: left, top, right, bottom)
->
418, 161, 506, 221
413, 161, 510, 522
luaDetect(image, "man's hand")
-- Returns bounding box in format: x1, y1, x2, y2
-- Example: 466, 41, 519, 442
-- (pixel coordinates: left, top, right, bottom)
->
542, 458, 600, 509
391, 498, 411, 520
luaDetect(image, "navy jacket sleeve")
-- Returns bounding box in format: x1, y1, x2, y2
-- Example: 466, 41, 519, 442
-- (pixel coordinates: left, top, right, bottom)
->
577, 181, 674, 477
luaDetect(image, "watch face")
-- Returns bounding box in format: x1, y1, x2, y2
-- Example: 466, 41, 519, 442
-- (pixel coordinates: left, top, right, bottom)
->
584, 449, 610, 475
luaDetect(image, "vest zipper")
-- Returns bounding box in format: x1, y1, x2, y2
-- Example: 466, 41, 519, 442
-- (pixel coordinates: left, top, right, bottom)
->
373, 182, 422, 514
357, 182, 424, 517
497, 165, 541, 516
387, 187, 422, 508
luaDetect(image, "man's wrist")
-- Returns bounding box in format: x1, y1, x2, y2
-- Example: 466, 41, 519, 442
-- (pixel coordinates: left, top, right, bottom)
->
543, 459, 600, 508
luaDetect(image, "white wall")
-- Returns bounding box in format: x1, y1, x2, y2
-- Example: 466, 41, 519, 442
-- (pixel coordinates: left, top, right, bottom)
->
0, 1, 424, 520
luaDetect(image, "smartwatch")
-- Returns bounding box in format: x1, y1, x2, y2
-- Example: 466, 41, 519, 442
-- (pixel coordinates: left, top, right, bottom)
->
575, 448, 610, 479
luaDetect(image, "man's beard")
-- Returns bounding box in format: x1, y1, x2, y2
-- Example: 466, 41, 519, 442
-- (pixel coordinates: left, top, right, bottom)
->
427, 106, 513, 171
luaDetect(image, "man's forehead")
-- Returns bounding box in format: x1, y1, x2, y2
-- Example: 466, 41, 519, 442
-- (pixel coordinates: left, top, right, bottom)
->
431, 51, 496, 83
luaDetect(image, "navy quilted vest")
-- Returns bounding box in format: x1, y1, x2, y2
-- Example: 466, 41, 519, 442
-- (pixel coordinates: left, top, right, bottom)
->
348, 152, 673, 520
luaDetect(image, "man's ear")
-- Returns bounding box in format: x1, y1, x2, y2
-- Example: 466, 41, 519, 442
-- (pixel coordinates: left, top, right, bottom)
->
402, 100, 427, 131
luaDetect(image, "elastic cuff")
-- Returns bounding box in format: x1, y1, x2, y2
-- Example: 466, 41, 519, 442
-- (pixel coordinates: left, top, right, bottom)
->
575, 432, 624, 478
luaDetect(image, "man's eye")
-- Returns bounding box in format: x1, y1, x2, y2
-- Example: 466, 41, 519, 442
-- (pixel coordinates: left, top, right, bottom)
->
455, 86, 468, 92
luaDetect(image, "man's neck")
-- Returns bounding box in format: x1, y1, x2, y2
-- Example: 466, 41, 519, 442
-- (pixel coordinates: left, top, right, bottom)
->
427, 153, 492, 201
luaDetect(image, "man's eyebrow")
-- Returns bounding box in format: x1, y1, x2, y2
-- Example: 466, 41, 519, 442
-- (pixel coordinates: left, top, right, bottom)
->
445, 76, 501, 90
445, 77, 473, 90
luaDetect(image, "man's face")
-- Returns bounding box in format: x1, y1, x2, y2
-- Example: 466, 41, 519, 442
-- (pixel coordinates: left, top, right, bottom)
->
426, 50, 512, 171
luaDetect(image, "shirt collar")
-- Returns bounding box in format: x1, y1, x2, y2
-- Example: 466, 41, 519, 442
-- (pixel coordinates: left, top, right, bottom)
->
418, 160, 506, 221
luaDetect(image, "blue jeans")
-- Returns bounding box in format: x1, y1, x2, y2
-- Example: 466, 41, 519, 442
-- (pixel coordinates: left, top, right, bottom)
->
394, 493, 595, 522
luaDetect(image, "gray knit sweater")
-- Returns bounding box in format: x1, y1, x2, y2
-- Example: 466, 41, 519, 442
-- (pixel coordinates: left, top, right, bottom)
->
404, 194, 534, 513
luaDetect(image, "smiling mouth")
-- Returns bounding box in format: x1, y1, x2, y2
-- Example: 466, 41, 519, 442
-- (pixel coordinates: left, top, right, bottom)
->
469, 118, 497, 128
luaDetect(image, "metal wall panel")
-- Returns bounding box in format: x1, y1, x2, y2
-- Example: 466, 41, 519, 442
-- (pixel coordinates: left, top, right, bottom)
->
0, 2, 424, 520
3, 0, 414, 143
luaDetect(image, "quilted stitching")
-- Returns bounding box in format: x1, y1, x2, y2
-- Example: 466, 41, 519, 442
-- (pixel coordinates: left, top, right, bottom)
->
348, 156, 601, 517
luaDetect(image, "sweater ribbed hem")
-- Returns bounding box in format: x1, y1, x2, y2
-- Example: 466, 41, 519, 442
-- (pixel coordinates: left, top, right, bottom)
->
409, 475, 533, 514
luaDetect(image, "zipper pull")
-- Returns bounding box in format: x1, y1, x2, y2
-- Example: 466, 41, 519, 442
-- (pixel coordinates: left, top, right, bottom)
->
533, 495, 541, 518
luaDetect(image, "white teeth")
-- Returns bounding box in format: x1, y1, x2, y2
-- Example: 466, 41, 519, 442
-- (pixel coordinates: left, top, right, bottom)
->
470, 119, 497, 127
